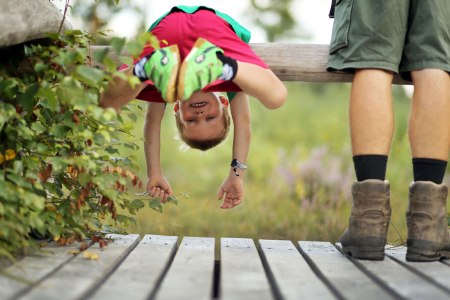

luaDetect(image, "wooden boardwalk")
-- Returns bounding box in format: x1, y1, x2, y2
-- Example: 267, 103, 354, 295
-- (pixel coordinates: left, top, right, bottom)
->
1, 235, 450, 300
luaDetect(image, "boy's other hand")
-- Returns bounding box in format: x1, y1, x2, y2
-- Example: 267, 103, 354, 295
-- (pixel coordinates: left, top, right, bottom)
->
147, 175, 173, 203
217, 175, 244, 209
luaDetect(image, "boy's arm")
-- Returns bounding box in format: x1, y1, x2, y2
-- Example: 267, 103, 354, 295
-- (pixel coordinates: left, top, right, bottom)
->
99, 66, 147, 112
233, 62, 287, 110
144, 102, 173, 201
217, 92, 251, 209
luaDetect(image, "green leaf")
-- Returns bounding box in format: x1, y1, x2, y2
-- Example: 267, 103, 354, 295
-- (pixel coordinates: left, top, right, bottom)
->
167, 196, 179, 205
74, 66, 104, 87
93, 47, 109, 63
149, 199, 163, 213
78, 173, 91, 186
104, 146, 120, 155
56, 77, 86, 106
20, 83, 39, 113
0, 79, 18, 97
31, 122, 46, 134
34, 62, 47, 73
130, 199, 145, 209
37, 87, 59, 112
50, 124, 72, 137
111, 37, 126, 55
37, 143, 49, 153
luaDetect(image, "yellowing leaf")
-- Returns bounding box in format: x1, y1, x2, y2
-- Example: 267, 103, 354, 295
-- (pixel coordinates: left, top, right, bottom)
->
68, 249, 80, 255
0, 154, 4, 165
83, 252, 99, 260
45, 204, 57, 211
5, 149, 16, 160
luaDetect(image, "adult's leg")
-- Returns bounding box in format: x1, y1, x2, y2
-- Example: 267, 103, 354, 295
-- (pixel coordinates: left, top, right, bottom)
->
351, 69, 395, 156
328, 0, 408, 260
406, 69, 450, 261
350, 69, 395, 182
409, 69, 450, 162
339, 69, 394, 260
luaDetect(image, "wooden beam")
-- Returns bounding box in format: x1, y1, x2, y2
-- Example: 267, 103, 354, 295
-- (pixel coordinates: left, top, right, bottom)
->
91, 43, 410, 84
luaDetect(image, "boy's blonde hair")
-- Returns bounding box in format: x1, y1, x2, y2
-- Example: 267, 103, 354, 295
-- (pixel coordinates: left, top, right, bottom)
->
175, 106, 231, 151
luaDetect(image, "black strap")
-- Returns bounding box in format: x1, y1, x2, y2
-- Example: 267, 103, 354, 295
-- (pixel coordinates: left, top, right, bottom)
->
329, 0, 336, 18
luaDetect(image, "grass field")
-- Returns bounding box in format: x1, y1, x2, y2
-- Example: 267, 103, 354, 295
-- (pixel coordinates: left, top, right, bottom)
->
122, 82, 449, 244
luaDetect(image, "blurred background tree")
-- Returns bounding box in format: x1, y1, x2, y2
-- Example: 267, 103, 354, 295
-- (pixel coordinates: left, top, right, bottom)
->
248, 0, 308, 41
59, 0, 307, 42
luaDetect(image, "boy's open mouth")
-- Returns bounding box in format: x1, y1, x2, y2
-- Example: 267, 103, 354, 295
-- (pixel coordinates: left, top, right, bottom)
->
190, 101, 207, 108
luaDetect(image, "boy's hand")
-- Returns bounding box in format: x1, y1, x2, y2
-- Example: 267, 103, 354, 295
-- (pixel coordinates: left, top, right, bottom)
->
217, 175, 244, 209
147, 175, 173, 203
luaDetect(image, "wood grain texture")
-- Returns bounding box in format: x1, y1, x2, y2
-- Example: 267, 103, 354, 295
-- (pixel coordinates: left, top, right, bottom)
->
21, 234, 140, 300
0, 244, 80, 300
90, 235, 178, 300
220, 238, 272, 300
335, 243, 450, 300
385, 246, 450, 294
259, 239, 335, 300
155, 236, 215, 300
299, 241, 394, 300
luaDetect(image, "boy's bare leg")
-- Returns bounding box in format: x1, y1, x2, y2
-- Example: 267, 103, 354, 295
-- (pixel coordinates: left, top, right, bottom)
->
350, 69, 395, 156
409, 69, 450, 160
99, 67, 146, 112
233, 62, 287, 110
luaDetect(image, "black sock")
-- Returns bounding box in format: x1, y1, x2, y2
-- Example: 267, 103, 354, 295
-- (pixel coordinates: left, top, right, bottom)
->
413, 158, 447, 184
353, 155, 388, 182
216, 52, 238, 81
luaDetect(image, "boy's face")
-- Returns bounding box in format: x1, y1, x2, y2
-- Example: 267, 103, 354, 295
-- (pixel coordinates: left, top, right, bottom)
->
175, 91, 228, 141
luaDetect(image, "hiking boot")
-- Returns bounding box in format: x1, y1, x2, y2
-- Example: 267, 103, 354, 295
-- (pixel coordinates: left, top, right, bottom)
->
135, 44, 180, 103
177, 38, 225, 100
406, 181, 450, 262
340, 179, 391, 260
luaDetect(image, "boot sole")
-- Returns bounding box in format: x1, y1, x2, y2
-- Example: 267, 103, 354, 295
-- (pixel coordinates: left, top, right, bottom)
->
341, 245, 385, 260
407, 239, 450, 262
177, 38, 207, 100
406, 249, 450, 262
165, 45, 180, 103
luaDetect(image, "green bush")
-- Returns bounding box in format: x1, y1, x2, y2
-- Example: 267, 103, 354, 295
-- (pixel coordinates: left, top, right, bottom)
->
0, 30, 161, 259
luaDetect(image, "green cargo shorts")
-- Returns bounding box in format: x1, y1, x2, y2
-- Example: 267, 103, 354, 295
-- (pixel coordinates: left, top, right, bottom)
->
327, 0, 450, 80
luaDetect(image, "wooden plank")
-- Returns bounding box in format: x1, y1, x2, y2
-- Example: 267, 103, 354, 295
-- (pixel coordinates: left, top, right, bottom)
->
259, 239, 335, 300
91, 44, 410, 84
220, 238, 272, 300
385, 246, 450, 294
335, 243, 450, 299
89, 235, 178, 300
0, 244, 80, 300
155, 236, 215, 300
298, 241, 394, 300
21, 234, 139, 300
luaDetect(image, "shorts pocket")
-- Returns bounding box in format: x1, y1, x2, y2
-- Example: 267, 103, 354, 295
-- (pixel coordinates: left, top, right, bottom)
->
329, 0, 354, 53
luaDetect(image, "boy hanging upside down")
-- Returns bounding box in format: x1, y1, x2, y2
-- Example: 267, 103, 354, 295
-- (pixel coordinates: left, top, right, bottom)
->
100, 6, 287, 209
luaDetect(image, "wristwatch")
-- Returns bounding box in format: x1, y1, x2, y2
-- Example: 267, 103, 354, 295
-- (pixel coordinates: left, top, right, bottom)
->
231, 159, 247, 176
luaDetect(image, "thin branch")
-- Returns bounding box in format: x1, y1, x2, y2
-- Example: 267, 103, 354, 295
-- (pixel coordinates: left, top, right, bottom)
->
58, 0, 70, 34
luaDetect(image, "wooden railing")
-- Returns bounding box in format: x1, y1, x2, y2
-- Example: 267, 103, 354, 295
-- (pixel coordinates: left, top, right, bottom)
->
91, 43, 411, 84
